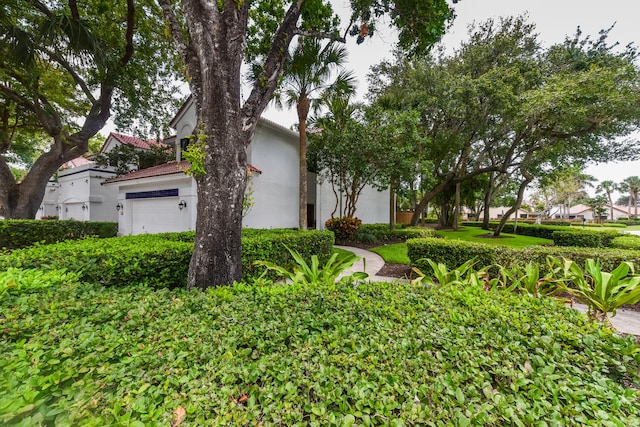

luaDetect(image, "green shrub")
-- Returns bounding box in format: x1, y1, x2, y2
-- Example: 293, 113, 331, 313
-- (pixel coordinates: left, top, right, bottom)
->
359, 223, 436, 242
0, 230, 334, 287
0, 219, 117, 250
612, 235, 640, 250
0, 268, 80, 299
325, 217, 362, 242
603, 222, 628, 228
617, 218, 640, 226
407, 237, 640, 274
461, 221, 570, 239
553, 230, 620, 248
1, 280, 638, 425
407, 237, 511, 271
242, 230, 334, 281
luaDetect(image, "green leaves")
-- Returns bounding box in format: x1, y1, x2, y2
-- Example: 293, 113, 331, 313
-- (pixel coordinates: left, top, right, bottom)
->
253, 244, 368, 286
564, 258, 640, 322
1, 278, 639, 425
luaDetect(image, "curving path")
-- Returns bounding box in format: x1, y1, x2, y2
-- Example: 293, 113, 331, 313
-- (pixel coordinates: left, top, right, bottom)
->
336, 245, 640, 336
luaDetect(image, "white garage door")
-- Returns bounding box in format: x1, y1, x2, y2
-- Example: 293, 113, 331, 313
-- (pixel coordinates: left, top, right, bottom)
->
132, 198, 182, 234
65, 202, 85, 221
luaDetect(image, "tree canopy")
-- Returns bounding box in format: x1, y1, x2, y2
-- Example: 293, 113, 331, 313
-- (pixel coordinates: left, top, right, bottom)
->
0, 0, 179, 218
369, 16, 640, 231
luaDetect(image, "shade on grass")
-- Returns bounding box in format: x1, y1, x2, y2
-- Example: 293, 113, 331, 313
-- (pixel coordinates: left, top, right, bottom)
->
435, 227, 553, 248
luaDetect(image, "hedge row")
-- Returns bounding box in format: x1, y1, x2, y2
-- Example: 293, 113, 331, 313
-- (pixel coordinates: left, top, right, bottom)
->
358, 223, 436, 241
0, 220, 117, 250
0, 230, 334, 288
407, 237, 640, 273
552, 230, 620, 248
612, 235, 640, 250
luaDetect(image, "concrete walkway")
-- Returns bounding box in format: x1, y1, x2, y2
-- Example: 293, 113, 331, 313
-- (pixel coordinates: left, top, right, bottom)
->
337, 245, 640, 336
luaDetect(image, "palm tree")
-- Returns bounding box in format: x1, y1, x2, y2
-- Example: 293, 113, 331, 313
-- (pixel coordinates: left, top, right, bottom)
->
278, 39, 356, 229
620, 176, 640, 218
596, 180, 617, 220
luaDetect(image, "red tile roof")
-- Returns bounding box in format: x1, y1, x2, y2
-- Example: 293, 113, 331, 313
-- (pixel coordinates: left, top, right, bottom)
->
103, 161, 261, 184
60, 157, 93, 169
101, 132, 165, 153
103, 161, 189, 184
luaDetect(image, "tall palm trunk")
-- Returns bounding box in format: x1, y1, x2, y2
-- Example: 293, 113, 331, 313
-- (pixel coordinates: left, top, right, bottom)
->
297, 96, 310, 230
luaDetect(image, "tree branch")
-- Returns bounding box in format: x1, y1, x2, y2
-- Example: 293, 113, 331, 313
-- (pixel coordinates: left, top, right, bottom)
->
293, 28, 346, 43
240, 0, 305, 139
120, 0, 135, 66
40, 47, 96, 103
157, 0, 189, 61
68, 0, 80, 20
32, 0, 54, 18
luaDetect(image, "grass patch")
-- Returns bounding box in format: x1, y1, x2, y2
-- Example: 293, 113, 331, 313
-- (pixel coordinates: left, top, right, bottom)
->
435, 227, 553, 248
333, 247, 356, 260
1, 279, 639, 425
369, 243, 410, 264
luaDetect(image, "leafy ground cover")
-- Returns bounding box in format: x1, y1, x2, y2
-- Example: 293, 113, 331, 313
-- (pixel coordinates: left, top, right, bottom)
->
1, 276, 639, 426
435, 227, 553, 248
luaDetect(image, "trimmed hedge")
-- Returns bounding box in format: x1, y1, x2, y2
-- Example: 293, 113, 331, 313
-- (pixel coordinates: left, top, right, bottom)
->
612, 235, 640, 250
407, 237, 506, 271
408, 237, 640, 273
0, 230, 334, 288
0, 219, 117, 250
358, 223, 436, 242
552, 230, 620, 248
462, 221, 569, 239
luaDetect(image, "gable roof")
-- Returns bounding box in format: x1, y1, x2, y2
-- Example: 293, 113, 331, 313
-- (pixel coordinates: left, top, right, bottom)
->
102, 161, 189, 184
60, 157, 94, 169
102, 161, 262, 184
169, 95, 297, 138
570, 203, 630, 215
99, 132, 164, 153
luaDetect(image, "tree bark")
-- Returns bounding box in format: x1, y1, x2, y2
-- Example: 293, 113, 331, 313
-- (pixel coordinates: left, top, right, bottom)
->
389, 180, 396, 230
297, 96, 309, 230
160, 0, 303, 288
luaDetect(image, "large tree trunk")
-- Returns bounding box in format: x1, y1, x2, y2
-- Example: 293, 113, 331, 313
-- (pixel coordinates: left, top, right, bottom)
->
0, 132, 100, 219
188, 110, 248, 288
160, 0, 302, 288
482, 172, 496, 229
297, 96, 309, 230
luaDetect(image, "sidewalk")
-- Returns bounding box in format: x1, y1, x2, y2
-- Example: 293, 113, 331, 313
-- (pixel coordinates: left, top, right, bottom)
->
337, 245, 640, 336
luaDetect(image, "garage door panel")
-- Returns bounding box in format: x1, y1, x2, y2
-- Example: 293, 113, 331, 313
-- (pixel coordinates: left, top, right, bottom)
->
132, 198, 181, 234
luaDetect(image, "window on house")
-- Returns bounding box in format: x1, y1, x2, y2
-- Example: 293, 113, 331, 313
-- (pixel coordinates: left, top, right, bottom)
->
179, 138, 190, 161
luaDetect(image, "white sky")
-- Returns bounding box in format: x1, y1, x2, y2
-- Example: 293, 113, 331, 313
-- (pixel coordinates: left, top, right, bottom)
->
262, 0, 640, 199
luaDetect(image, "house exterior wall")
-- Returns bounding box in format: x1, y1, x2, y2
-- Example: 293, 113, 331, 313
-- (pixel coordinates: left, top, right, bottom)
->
315, 181, 390, 229
36, 181, 59, 219
108, 174, 197, 235
56, 165, 118, 222
243, 124, 299, 228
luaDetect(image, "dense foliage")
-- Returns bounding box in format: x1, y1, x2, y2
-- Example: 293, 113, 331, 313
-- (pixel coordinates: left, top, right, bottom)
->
0, 230, 334, 286
325, 217, 362, 242
407, 237, 640, 273
1, 277, 638, 425
463, 221, 582, 240
0, 0, 179, 218
0, 220, 117, 250
612, 235, 640, 251
553, 230, 620, 248
358, 224, 436, 242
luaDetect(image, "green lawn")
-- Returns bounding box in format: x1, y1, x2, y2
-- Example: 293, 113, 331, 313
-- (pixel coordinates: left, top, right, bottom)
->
435, 227, 553, 248
370, 228, 552, 265
333, 247, 356, 260
369, 243, 410, 264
